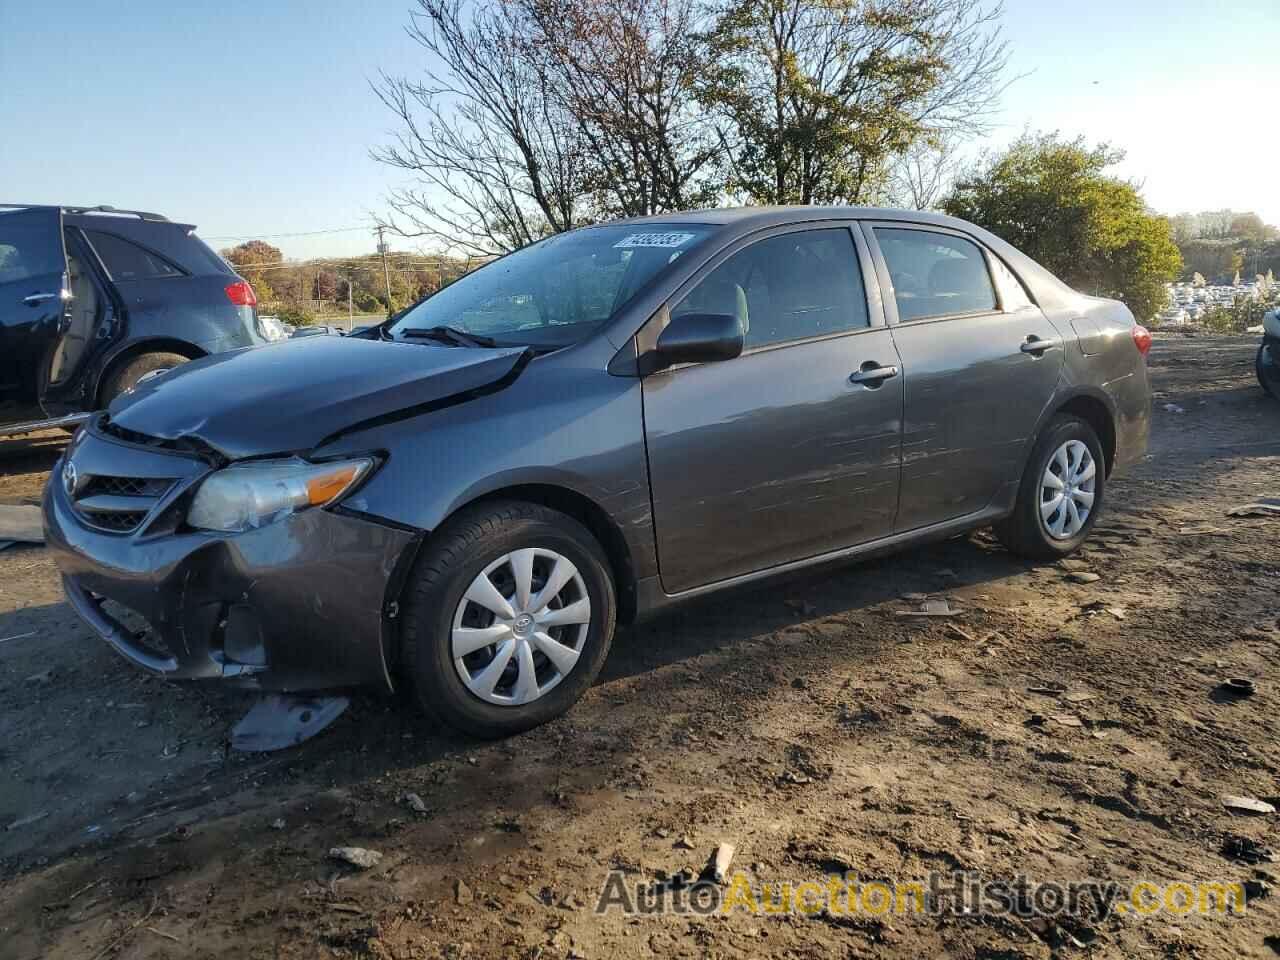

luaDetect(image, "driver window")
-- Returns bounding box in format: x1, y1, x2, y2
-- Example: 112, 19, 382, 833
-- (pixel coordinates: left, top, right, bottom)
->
670, 228, 869, 350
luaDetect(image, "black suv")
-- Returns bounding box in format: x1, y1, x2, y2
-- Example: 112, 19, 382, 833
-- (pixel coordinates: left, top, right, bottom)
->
0, 204, 277, 437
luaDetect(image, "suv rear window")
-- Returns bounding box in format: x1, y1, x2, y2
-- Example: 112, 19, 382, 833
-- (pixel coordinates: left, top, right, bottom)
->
85, 230, 183, 281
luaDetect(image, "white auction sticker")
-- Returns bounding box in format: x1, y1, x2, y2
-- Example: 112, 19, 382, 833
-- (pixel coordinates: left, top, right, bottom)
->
613, 232, 697, 249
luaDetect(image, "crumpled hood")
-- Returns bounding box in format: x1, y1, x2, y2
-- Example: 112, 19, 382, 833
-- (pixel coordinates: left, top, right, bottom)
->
108, 335, 529, 460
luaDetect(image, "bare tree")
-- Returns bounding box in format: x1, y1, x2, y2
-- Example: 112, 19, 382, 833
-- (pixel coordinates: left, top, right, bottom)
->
372, 0, 591, 255
523, 0, 723, 217
885, 134, 964, 210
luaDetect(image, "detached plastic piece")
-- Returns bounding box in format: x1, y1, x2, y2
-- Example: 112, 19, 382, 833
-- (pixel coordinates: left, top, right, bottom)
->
230, 693, 350, 752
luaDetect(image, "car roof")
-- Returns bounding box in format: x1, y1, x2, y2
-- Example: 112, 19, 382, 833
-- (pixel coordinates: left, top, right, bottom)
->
0, 203, 194, 231
600, 204, 976, 235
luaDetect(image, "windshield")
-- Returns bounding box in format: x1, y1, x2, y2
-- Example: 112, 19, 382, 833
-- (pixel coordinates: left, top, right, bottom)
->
389, 224, 716, 348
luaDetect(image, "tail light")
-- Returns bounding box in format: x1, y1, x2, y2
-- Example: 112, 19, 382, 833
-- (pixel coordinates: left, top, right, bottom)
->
1131, 324, 1152, 357
225, 280, 258, 307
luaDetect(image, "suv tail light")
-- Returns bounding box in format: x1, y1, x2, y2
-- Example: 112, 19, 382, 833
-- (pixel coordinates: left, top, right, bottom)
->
225, 280, 258, 307
1131, 324, 1152, 357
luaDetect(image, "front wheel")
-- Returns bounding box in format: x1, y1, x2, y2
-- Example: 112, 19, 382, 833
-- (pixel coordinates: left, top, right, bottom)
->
994, 415, 1105, 560
400, 500, 616, 738
1258, 343, 1280, 400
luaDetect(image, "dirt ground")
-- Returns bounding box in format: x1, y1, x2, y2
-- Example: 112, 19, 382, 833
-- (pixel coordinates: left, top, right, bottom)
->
1, 334, 1278, 960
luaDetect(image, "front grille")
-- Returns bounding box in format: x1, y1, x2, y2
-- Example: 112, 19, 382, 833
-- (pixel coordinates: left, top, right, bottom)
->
81, 475, 172, 498
70, 471, 176, 536
81, 509, 150, 532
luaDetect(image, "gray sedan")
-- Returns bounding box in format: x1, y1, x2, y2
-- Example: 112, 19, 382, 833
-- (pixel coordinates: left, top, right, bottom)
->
44, 207, 1151, 737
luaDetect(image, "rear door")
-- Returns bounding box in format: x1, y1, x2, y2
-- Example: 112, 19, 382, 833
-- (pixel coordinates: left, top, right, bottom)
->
864, 222, 1064, 531
0, 208, 68, 424
642, 224, 904, 594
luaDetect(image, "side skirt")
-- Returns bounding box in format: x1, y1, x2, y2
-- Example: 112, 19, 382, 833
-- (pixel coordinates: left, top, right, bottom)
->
633, 504, 1011, 620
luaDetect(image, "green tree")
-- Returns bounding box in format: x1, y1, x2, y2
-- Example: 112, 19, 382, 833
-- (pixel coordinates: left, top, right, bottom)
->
943, 133, 1181, 321
703, 0, 1008, 205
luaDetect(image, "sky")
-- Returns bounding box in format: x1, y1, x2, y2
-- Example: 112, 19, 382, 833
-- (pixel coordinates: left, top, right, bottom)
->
1, 0, 1277, 260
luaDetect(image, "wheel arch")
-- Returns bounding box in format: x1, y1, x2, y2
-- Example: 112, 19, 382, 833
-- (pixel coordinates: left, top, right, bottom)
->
94, 338, 207, 406
436, 483, 639, 625
1052, 391, 1117, 477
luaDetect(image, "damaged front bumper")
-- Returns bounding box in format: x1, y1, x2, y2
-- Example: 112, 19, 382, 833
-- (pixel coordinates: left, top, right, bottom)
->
43, 426, 418, 693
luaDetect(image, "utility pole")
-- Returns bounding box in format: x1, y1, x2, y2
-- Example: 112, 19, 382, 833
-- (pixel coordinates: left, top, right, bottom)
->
345, 278, 353, 333
377, 226, 393, 317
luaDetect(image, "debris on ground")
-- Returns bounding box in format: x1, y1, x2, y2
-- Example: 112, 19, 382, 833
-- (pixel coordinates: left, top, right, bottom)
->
230, 694, 351, 752
1220, 678, 1257, 697
328, 847, 383, 869
454, 879, 473, 904
1028, 683, 1067, 696
6, 811, 49, 832
1163, 403, 1185, 414
403, 792, 429, 813
0, 504, 43, 544
895, 598, 961, 618
1222, 796, 1276, 816
1222, 835, 1277, 864
1063, 691, 1097, 704
704, 843, 736, 884
1226, 499, 1280, 518
1067, 571, 1102, 584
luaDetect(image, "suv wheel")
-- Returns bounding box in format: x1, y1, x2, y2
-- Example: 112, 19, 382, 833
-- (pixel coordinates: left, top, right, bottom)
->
401, 500, 617, 738
102, 351, 190, 405
994, 415, 1105, 560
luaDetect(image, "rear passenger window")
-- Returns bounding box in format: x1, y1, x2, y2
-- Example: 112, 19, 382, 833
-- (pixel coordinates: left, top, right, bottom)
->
671, 228, 868, 349
874, 228, 997, 322
84, 230, 182, 280
989, 254, 1035, 311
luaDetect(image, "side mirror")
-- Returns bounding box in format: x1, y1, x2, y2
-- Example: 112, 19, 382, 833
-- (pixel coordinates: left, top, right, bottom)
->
655, 312, 744, 366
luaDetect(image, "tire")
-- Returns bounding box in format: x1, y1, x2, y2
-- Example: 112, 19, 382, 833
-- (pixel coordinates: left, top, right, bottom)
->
1258, 344, 1280, 400
101, 351, 190, 406
994, 415, 1106, 560
401, 500, 617, 738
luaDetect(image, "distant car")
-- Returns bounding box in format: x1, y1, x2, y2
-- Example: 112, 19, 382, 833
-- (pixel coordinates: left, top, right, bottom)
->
0, 204, 282, 437
45, 206, 1152, 737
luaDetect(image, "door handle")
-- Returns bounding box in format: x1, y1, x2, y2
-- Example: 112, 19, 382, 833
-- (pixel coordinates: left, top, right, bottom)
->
1020, 336, 1060, 355
849, 363, 899, 386
22, 292, 59, 305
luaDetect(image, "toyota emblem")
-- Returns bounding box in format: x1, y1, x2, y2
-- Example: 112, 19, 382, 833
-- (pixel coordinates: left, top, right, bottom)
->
62, 459, 78, 497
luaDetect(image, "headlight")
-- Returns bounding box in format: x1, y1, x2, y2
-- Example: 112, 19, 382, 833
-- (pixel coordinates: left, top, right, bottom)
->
187, 457, 374, 533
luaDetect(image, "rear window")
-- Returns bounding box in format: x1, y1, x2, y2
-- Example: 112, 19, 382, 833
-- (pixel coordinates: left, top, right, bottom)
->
84, 230, 183, 280
874, 228, 997, 321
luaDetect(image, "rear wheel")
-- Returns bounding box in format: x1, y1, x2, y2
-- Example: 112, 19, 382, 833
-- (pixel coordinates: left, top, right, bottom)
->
994, 415, 1105, 560
401, 500, 616, 738
101, 351, 190, 406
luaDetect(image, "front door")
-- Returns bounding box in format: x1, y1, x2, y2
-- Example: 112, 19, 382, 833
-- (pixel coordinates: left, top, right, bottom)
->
865, 223, 1065, 531
642, 225, 904, 594
0, 208, 69, 425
